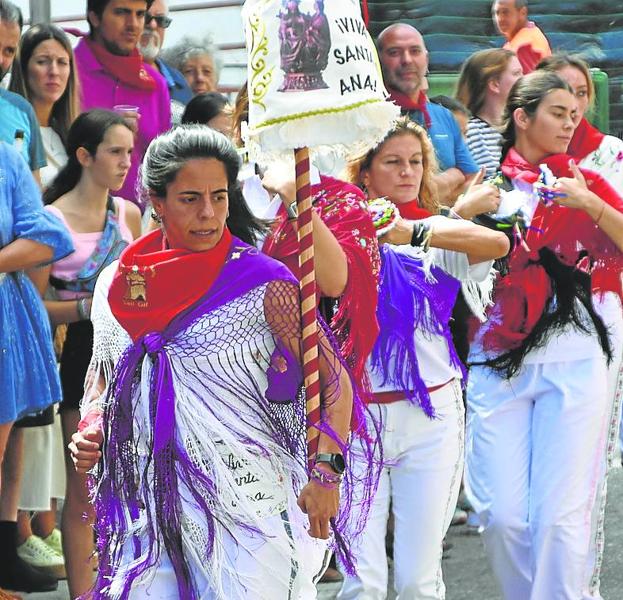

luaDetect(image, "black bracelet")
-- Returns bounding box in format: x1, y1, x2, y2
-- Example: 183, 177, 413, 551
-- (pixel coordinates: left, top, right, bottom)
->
410, 221, 429, 247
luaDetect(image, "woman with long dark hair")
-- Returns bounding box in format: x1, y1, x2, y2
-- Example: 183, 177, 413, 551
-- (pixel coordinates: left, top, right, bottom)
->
10, 24, 79, 189
465, 71, 623, 600
38, 109, 140, 599
181, 91, 231, 136
69, 125, 377, 598
536, 52, 623, 600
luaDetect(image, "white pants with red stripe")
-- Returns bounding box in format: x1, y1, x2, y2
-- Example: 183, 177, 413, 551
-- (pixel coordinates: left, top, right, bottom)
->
339, 379, 464, 600
465, 356, 610, 600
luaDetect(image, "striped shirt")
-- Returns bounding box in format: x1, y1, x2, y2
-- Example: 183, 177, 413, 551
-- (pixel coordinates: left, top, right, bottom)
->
466, 117, 503, 178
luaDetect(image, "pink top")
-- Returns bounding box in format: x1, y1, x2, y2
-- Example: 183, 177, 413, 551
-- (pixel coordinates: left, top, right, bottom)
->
45, 198, 133, 300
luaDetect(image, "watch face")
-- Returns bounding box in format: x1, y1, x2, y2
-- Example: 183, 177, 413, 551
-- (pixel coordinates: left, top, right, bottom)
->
331, 453, 345, 474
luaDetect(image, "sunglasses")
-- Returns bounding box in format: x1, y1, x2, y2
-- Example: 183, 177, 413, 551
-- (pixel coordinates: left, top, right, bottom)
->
144, 14, 172, 28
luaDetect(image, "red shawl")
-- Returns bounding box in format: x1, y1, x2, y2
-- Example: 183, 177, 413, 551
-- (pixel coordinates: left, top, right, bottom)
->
262, 176, 380, 387
108, 228, 232, 341
482, 148, 623, 354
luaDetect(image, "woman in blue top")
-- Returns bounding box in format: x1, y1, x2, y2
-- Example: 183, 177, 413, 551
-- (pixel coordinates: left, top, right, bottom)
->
0, 142, 73, 596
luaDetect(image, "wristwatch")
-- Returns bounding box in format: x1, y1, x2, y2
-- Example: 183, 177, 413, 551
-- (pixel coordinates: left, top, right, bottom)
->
315, 453, 345, 475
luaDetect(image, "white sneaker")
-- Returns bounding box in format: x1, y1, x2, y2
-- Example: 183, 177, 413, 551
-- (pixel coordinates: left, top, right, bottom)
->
17, 535, 66, 580
41, 528, 62, 556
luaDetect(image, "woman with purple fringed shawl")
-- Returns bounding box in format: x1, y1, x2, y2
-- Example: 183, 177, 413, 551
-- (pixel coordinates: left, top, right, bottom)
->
68, 126, 377, 599
338, 119, 510, 599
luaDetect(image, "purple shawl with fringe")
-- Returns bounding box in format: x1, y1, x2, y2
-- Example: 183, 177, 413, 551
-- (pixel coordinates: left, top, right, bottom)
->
371, 246, 466, 418
91, 237, 378, 599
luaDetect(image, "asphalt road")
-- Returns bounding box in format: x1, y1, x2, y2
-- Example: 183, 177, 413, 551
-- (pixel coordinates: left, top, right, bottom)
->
24, 469, 623, 600
319, 468, 623, 600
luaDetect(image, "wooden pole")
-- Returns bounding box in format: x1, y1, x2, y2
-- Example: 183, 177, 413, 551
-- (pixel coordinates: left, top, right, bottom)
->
294, 147, 321, 470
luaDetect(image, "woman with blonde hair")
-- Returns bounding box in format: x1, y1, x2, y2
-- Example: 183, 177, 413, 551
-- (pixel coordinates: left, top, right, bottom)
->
339, 118, 509, 599
456, 48, 523, 177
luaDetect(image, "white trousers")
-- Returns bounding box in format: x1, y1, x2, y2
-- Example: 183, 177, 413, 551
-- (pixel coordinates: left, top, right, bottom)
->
584, 293, 623, 600
466, 357, 610, 600
339, 379, 464, 600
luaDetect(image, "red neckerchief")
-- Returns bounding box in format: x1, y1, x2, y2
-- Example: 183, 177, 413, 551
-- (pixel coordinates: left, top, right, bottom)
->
85, 37, 156, 91
568, 117, 605, 161
481, 148, 623, 354
397, 199, 432, 220
263, 176, 380, 389
108, 228, 232, 341
388, 90, 432, 129
499, 147, 574, 184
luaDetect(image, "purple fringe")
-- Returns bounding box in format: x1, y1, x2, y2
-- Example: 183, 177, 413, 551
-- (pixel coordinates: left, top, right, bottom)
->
90, 239, 381, 597
371, 246, 465, 418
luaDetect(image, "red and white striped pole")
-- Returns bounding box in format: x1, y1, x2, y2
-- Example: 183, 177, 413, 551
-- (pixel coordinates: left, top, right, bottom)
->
294, 147, 321, 471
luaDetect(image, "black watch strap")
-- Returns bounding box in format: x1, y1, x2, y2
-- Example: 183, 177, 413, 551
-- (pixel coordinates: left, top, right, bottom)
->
315, 452, 345, 474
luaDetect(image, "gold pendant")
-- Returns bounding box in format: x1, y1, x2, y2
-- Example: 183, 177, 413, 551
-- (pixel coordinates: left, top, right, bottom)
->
123, 265, 153, 307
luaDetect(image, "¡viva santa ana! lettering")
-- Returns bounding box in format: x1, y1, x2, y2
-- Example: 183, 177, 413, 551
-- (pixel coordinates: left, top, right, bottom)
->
331, 16, 378, 96
339, 74, 378, 96
334, 44, 375, 66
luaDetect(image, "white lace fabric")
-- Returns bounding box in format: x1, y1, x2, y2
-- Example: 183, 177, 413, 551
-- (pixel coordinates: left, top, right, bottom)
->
83, 264, 335, 599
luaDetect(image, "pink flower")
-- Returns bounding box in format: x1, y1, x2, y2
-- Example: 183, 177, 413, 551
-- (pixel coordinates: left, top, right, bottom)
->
616, 151, 623, 162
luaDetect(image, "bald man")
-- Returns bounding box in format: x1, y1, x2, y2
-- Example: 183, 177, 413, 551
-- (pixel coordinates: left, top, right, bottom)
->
377, 23, 479, 206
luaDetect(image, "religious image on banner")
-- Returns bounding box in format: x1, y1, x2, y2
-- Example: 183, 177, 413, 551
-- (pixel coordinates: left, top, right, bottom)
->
278, 0, 331, 91
243, 0, 399, 162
